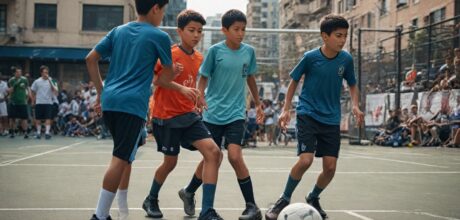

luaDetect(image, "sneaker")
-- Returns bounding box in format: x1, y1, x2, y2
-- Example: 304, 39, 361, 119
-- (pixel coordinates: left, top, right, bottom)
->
306, 196, 328, 219
142, 196, 163, 218
45, 134, 51, 140
9, 133, 14, 138
35, 134, 41, 139
198, 208, 223, 220
265, 197, 289, 220
239, 202, 262, 220
90, 214, 112, 220
24, 133, 29, 139
178, 188, 196, 216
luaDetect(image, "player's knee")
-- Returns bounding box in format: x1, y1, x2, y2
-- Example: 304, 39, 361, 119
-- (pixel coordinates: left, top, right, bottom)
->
323, 164, 336, 176
297, 158, 313, 170
228, 153, 242, 166
162, 159, 178, 172
206, 146, 222, 164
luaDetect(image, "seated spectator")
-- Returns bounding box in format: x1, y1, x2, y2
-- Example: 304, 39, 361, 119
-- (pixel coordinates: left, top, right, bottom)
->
64, 116, 84, 137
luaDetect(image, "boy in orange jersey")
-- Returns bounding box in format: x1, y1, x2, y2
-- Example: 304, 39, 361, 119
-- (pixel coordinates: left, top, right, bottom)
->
141, 10, 223, 220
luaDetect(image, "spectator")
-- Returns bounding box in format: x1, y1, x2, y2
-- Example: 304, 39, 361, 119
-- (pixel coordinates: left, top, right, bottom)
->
7, 67, 30, 138
0, 75, 8, 135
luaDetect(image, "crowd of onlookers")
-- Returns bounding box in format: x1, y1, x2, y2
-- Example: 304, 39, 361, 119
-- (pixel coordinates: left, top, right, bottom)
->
0, 66, 109, 139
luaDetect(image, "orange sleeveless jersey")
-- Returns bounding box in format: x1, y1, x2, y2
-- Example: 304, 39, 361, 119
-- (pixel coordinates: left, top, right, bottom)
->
152, 44, 203, 119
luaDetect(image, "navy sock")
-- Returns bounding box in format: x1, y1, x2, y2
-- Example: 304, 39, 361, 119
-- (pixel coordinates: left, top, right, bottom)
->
238, 176, 255, 204
308, 184, 324, 199
148, 179, 162, 199
185, 174, 202, 193
201, 184, 216, 215
281, 175, 301, 201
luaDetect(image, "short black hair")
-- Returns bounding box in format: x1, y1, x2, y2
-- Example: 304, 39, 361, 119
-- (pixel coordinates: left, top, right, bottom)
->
135, 0, 168, 15
221, 9, 246, 29
177, 9, 206, 29
40, 65, 49, 73
320, 14, 349, 35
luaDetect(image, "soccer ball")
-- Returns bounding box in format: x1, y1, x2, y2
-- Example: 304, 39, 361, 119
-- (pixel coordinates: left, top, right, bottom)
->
277, 203, 322, 220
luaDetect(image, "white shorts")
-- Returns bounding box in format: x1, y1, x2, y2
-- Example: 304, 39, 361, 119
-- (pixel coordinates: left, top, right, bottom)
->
0, 102, 7, 117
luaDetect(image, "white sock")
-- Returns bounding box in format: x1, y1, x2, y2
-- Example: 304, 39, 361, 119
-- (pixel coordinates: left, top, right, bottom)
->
95, 188, 116, 220
45, 125, 50, 134
36, 125, 41, 135
117, 189, 129, 219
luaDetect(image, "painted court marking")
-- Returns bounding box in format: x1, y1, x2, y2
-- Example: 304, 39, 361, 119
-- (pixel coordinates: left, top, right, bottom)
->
342, 153, 449, 168
0, 141, 86, 166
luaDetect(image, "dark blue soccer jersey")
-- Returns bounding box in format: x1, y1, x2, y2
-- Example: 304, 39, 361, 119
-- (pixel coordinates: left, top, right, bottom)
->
290, 47, 356, 125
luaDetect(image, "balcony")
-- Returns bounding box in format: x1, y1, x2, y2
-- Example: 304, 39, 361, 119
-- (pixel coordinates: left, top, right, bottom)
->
312, 0, 329, 14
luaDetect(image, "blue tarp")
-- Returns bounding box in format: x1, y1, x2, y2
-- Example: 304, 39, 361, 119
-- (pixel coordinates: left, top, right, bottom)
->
0, 46, 92, 61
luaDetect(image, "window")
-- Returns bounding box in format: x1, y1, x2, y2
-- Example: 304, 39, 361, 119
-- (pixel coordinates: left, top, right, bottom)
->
82, 5, 123, 31
0, 5, 6, 33
34, 4, 57, 29
413, 0, 420, 4
411, 18, 418, 28
338, 0, 343, 13
379, 0, 387, 16
367, 12, 374, 28
430, 7, 446, 24
397, 0, 408, 8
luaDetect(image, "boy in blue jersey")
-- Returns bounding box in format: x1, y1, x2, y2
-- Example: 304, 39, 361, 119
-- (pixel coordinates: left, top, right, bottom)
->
265, 15, 365, 220
181, 9, 264, 220
85, 1, 198, 219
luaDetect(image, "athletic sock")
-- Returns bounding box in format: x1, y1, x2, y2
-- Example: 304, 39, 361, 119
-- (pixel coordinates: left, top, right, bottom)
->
185, 174, 202, 193
281, 175, 301, 202
308, 184, 324, 199
148, 179, 162, 199
238, 176, 255, 204
36, 125, 41, 135
117, 189, 129, 218
45, 125, 50, 134
201, 183, 216, 215
95, 188, 116, 220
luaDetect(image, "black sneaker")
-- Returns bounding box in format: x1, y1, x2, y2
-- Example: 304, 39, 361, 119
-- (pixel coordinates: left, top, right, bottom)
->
306, 196, 328, 219
239, 202, 262, 220
265, 197, 289, 220
142, 196, 163, 218
178, 188, 196, 216
90, 214, 112, 220
35, 134, 41, 139
9, 133, 14, 138
198, 208, 223, 220
45, 134, 51, 140
24, 133, 29, 139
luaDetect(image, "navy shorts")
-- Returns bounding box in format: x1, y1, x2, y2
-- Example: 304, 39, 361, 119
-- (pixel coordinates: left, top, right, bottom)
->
296, 115, 340, 158
103, 111, 145, 163
8, 104, 28, 119
204, 120, 245, 149
35, 104, 53, 120
153, 119, 212, 156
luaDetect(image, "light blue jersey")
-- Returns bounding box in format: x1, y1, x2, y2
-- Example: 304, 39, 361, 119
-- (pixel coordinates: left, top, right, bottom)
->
95, 21, 172, 120
200, 41, 257, 125
290, 47, 356, 125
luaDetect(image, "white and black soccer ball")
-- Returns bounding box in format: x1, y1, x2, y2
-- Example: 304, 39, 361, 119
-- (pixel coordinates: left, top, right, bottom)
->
277, 203, 322, 220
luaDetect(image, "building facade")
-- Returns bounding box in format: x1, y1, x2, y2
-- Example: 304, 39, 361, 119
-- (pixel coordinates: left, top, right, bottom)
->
0, 0, 140, 91
278, 0, 331, 81
162, 0, 186, 44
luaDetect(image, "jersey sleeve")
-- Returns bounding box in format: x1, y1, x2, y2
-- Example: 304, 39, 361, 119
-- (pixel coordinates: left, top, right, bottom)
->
248, 47, 257, 75
344, 54, 357, 86
289, 53, 308, 82
31, 80, 37, 92
154, 33, 172, 67
94, 27, 116, 59
199, 47, 216, 78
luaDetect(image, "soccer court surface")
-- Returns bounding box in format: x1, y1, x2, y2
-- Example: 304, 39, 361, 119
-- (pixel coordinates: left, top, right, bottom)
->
0, 137, 459, 220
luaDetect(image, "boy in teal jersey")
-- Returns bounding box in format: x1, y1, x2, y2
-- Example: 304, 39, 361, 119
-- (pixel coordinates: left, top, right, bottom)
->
265, 15, 365, 220
86, 1, 198, 219
181, 9, 264, 220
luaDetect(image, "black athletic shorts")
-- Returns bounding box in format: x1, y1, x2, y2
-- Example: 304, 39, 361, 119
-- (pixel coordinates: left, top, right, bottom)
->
35, 104, 53, 120
8, 104, 28, 119
152, 119, 212, 156
103, 111, 145, 163
296, 114, 340, 158
204, 119, 245, 149
52, 103, 59, 118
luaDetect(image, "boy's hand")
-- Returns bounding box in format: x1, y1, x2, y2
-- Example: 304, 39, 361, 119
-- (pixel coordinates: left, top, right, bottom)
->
195, 94, 208, 113
173, 62, 184, 77
94, 95, 102, 116
278, 110, 291, 131
256, 104, 264, 124
353, 106, 365, 127
179, 86, 200, 102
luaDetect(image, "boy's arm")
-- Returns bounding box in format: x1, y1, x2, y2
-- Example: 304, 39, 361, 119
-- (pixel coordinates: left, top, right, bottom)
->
196, 76, 208, 111
85, 49, 104, 115
156, 66, 199, 101
278, 79, 298, 130
247, 76, 264, 124
348, 84, 365, 126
